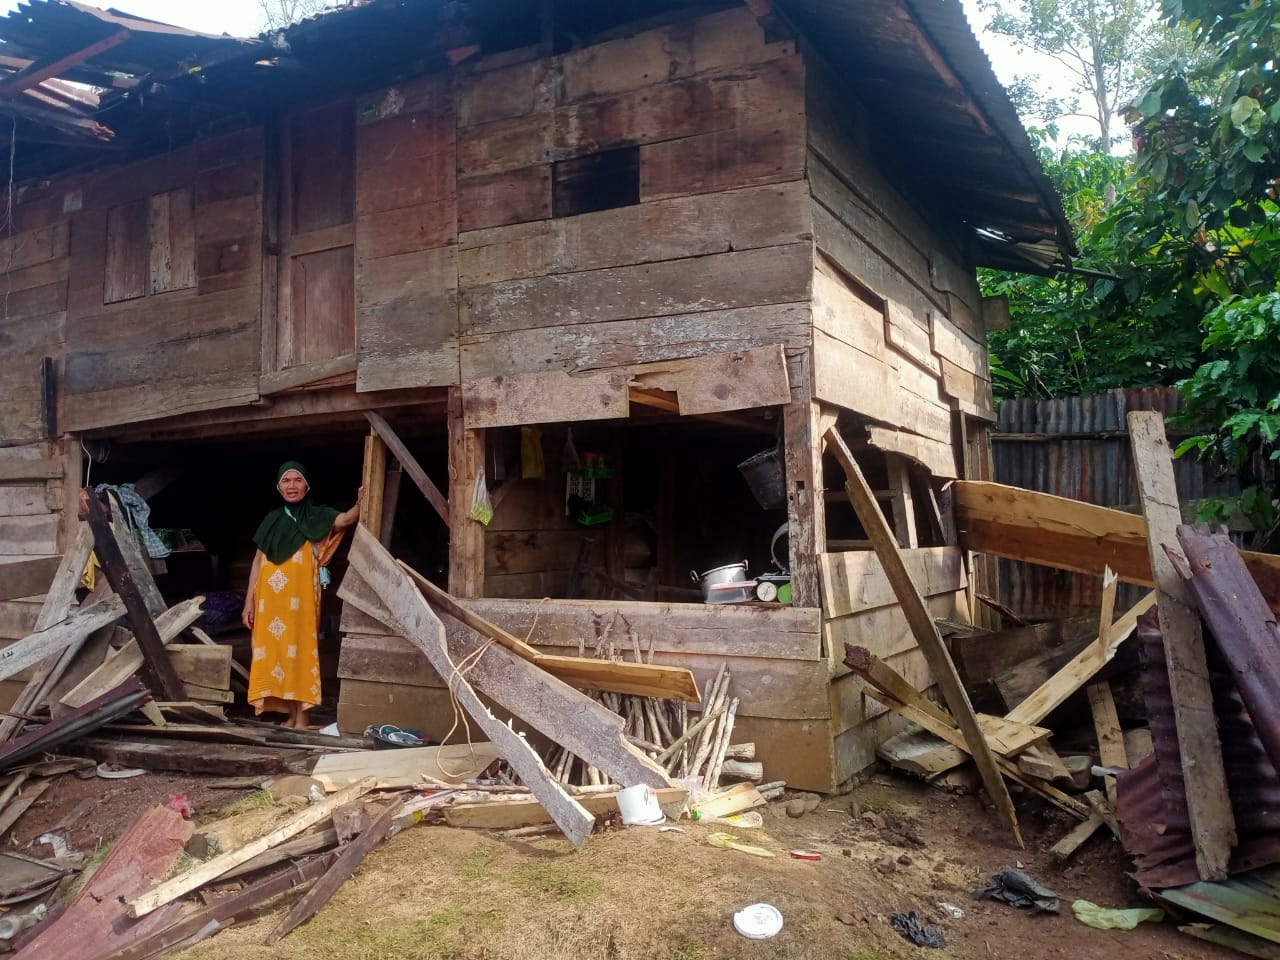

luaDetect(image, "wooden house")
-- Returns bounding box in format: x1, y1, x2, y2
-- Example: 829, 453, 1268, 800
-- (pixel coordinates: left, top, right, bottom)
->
0, 0, 1072, 791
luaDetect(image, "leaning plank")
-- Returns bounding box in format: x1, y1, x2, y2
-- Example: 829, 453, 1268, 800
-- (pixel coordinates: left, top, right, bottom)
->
98, 853, 339, 960
1129, 410, 1234, 881
365, 410, 450, 527
825, 426, 1022, 847
845, 646, 1089, 820
0, 780, 50, 837
311, 743, 501, 790
341, 557, 674, 790
126, 778, 375, 918
1050, 810, 1106, 861
1003, 590, 1156, 727
85, 493, 185, 701
1086, 680, 1127, 808
953, 479, 1280, 610
1178, 527, 1280, 776
0, 524, 94, 742
59, 597, 206, 708
0, 555, 61, 602
445, 787, 689, 831
398, 561, 700, 702
0, 595, 124, 683
267, 801, 399, 943
345, 530, 594, 848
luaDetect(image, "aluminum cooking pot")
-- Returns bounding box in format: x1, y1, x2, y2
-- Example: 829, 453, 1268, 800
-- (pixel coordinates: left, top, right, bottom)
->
692, 561, 749, 601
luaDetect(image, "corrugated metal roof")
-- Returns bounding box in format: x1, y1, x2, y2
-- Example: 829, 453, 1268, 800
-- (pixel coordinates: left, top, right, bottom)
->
1114, 611, 1280, 889
1157, 866, 1280, 946
779, 0, 1074, 261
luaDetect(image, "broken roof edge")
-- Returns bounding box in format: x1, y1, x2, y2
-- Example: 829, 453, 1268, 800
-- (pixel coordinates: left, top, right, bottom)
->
900, 0, 1077, 258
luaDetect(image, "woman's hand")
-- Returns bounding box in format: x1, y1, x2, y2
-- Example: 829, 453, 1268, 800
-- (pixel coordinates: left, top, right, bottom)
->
242, 599, 255, 630
335, 487, 365, 530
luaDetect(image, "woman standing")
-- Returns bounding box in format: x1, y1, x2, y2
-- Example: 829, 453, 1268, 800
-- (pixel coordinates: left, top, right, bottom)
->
241, 462, 361, 728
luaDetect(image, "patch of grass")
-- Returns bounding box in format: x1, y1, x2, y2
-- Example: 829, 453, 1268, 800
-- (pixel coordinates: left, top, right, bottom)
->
510, 858, 601, 904
458, 843, 496, 881
848, 950, 890, 960
200, 789, 276, 824
289, 905, 504, 960
669, 938, 709, 960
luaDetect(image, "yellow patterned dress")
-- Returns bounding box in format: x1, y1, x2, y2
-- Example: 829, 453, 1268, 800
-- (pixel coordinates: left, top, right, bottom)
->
248, 541, 326, 714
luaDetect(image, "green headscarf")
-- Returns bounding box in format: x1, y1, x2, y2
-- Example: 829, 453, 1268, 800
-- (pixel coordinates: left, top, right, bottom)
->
252, 460, 340, 565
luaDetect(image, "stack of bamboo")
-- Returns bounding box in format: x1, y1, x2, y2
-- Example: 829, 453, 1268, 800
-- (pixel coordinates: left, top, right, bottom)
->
541, 662, 764, 792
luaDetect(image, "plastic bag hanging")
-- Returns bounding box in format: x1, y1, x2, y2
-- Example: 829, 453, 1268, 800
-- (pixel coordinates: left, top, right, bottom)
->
469, 471, 493, 526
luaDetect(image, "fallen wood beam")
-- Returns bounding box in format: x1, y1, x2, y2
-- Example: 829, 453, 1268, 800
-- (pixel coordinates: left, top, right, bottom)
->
1003, 589, 1155, 727
340, 556, 673, 791
1050, 810, 1105, 861
59, 597, 206, 708
345, 528, 596, 847
844, 645, 1089, 821
311, 742, 500, 790
0, 779, 50, 837
0, 525, 94, 742
0, 678, 149, 771
445, 787, 688, 830
398, 561, 700, 702
127, 778, 375, 918
85, 493, 185, 701
365, 411, 449, 528
825, 426, 1022, 847
267, 801, 399, 942
101, 853, 339, 960
953, 479, 1280, 611
1129, 411, 1234, 881
72, 736, 306, 776
1086, 680, 1127, 807
0, 595, 124, 683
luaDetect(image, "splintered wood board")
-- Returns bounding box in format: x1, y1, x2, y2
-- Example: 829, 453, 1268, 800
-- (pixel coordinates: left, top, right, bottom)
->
445, 788, 688, 831
311, 743, 501, 790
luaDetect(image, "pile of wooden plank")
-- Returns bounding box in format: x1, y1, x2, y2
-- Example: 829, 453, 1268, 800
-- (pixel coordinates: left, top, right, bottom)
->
0, 492, 238, 769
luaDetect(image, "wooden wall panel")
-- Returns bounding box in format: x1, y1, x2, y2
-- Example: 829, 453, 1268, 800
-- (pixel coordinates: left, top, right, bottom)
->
60, 130, 263, 432
354, 71, 459, 393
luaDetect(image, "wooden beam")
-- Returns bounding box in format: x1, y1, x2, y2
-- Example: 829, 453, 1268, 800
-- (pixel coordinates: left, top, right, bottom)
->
0, 595, 124, 683
396, 560, 699, 702
364, 410, 449, 528
954, 479, 1280, 610
1003, 589, 1153, 726
0, 524, 93, 743
825, 425, 1022, 847
85, 493, 186, 701
1128, 410, 1235, 881
447, 386, 484, 597
843, 645, 1089, 820
379, 464, 402, 549
784, 388, 833, 606
1086, 680, 1127, 807
126, 779, 375, 918
267, 801, 398, 943
445, 787, 688, 830
344, 529, 595, 848
360, 431, 387, 542
887, 456, 918, 548
0, 29, 130, 98
341, 550, 674, 791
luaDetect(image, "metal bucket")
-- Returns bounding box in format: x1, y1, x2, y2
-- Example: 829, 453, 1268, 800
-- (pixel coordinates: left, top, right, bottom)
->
692, 561, 749, 602
737, 447, 786, 510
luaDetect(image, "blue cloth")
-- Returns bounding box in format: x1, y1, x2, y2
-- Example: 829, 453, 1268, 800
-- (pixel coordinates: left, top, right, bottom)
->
95, 483, 170, 559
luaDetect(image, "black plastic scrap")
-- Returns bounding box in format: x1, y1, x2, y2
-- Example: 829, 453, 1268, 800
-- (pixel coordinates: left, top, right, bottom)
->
973, 867, 1060, 914
889, 910, 946, 948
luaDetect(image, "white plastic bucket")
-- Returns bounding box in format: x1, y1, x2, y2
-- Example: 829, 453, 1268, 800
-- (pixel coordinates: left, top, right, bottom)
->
617, 784, 664, 825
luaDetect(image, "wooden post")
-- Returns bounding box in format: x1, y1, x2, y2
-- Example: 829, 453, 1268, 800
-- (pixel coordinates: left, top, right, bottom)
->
825, 425, 1022, 847
57, 436, 82, 554
887, 456, 918, 548
84, 492, 186, 702
447, 387, 485, 598
364, 411, 449, 527
782, 392, 833, 607
959, 413, 1000, 628
360, 432, 387, 541
1086, 680, 1127, 807
1128, 410, 1235, 881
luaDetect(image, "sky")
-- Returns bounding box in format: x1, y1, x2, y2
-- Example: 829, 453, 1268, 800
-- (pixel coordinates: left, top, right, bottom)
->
0, 0, 1083, 135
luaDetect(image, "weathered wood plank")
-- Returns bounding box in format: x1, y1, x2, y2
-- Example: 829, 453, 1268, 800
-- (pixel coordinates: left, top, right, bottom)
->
820, 547, 965, 619
0, 595, 123, 683
826, 426, 1022, 846
462, 369, 630, 429
343, 533, 595, 847
0, 514, 58, 556
0, 555, 61, 602
1129, 410, 1234, 881
364, 410, 449, 527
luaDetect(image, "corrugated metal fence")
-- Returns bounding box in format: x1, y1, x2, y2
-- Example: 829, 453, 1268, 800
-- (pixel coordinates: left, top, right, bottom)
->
991, 387, 1240, 619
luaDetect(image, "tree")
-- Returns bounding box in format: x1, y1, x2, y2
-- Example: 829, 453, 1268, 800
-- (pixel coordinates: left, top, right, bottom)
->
978, 0, 1158, 146
259, 0, 332, 31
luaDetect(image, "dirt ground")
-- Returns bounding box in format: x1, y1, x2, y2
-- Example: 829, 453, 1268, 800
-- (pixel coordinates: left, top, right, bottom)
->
46, 772, 1221, 960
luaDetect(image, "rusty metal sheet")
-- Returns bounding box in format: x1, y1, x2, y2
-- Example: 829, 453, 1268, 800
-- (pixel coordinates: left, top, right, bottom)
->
1157, 866, 1280, 946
